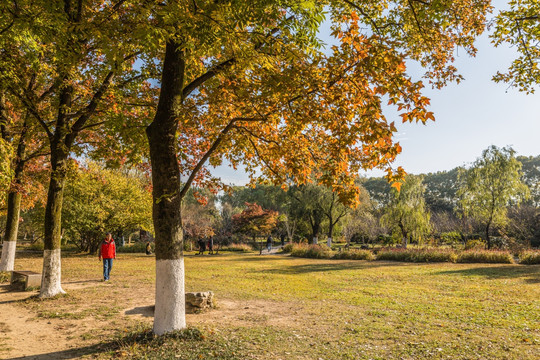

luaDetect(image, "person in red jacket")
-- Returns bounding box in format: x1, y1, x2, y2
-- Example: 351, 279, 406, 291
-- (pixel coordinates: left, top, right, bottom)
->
98, 233, 116, 281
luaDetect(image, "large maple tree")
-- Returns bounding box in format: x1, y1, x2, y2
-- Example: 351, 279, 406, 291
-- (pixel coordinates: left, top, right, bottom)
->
1, 0, 491, 335
140, 0, 491, 334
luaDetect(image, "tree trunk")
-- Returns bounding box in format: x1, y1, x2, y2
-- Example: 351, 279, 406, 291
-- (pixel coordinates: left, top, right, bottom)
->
485, 221, 491, 249
0, 140, 26, 271
310, 210, 321, 245
327, 222, 334, 248
147, 39, 186, 335
40, 153, 68, 297
40, 82, 73, 298
399, 222, 408, 249
0, 192, 22, 271
0, 102, 28, 271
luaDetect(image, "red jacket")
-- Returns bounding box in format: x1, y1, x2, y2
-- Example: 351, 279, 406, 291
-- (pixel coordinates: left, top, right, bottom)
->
100, 239, 116, 259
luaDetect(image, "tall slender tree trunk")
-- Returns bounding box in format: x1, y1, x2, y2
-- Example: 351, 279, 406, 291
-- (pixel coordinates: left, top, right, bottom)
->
40, 150, 68, 297
327, 221, 334, 248
0, 192, 21, 271
0, 121, 27, 271
146, 40, 186, 335
40, 84, 72, 298
311, 222, 320, 245
485, 220, 492, 249
399, 221, 408, 249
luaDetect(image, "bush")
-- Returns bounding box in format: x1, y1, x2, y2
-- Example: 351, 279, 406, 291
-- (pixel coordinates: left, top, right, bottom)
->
464, 239, 485, 250
26, 241, 44, 252
281, 243, 295, 253
440, 232, 462, 245
376, 248, 457, 263
456, 250, 514, 264
290, 244, 332, 259
221, 243, 253, 252
117, 242, 153, 253
333, 249, 375, 261
518, 250, 540, 265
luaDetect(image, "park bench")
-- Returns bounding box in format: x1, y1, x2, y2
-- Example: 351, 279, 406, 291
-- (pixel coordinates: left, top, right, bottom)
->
11, 270, 41, 290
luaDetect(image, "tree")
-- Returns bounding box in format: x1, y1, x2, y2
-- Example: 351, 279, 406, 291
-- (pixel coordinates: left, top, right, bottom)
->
381, 175, 431, 248
0, 1, 152, 297
493, 1, 540, 92
182, 188, 218, 249
62, 162, 153, 253
232, 203, 278, 241
137, 0, 489, 334
458, 145, 529, 249
0, 94, 48, 272
289, 184, 327, 244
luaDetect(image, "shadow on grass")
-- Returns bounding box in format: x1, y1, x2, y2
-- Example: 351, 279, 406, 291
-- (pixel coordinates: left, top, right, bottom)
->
435, 266, 540, 283
252, 260, 410, 275
125, 305, 155, 317
7, 340, 118, 359
8, 327, 208, 360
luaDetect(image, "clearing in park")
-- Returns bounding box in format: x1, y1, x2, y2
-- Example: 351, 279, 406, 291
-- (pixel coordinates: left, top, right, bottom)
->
0, 252, 538, 359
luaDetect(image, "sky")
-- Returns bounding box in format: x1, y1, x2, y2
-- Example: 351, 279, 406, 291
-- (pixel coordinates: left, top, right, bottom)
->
212, 1, 540, 184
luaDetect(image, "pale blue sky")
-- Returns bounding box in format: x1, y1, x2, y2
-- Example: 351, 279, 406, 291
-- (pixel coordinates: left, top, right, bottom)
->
212, 1, 540, 184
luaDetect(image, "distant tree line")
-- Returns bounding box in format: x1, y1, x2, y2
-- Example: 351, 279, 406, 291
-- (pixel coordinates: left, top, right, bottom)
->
3, 146, 538, 252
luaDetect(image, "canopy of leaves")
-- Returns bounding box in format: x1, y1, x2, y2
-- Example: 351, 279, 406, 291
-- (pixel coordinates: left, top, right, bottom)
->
62, 161, 152, 252
380, 174, 431, 243
231, 202, 278, 238
91, 0, 493, 206
493, 0, 540, 92
457, 145, 530, 234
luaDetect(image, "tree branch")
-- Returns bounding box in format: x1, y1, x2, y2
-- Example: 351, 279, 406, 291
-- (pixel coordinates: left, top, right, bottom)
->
7, 85, 53, 140
182, 19, 289, 99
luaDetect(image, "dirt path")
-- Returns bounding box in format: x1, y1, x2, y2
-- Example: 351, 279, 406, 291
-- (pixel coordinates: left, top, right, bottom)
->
0, 280, 298, 360
0, 282, 112, 360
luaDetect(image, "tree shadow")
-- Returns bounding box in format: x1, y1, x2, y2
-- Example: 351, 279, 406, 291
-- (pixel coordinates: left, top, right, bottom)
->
7, 341, 117, 360
435, 265, 540, 284
253, 260, 409, 275
7, 327, 202, 360
125, 305, 154, 317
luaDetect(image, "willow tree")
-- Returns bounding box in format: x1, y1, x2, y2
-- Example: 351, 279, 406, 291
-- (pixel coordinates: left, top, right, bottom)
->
140, 0, 490, 334
458, 146, 529, 249
381, 175, 431, 248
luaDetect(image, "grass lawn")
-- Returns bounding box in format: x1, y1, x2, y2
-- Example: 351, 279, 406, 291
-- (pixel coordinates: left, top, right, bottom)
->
2, 252, 539, 359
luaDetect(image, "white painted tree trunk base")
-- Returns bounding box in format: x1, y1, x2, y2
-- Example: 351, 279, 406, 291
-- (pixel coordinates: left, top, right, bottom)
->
154, 258, 186, 335
40, 249, 65, 298
313, 237, 318, 245
0, 241, 16, 271
327, 237, 332, 248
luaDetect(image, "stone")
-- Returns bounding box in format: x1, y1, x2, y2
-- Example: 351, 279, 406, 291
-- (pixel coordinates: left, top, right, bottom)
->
11, 271, 41, 290
185, 291, 215, 313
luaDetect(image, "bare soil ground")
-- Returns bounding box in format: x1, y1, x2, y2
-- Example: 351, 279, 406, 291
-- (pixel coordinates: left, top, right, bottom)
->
0, 258, 297, 360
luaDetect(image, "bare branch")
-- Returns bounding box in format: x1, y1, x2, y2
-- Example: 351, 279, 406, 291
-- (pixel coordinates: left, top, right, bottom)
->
79, 120, 107, 131
179, 119, 237, 199
7, 85, 53, 139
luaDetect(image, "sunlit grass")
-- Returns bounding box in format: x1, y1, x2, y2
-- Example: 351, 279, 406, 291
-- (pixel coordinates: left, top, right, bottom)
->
5, 252, 540, 359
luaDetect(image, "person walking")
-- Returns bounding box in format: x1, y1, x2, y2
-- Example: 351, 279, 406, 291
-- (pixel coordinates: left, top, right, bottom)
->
145, 242, 152, 255
207, 236, 214, 255
266, 235, 273, 253
99, 233, 116, 281
280, 233, 285, 247
197, 237, 206, 255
